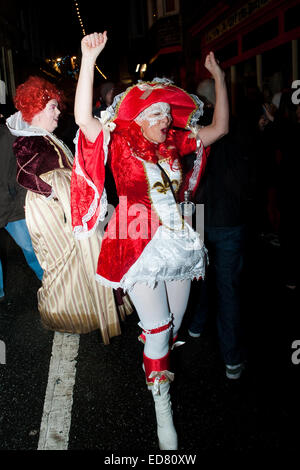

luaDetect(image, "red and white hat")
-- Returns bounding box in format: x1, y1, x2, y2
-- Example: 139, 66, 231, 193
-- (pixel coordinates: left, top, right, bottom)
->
105, 78, 203, 129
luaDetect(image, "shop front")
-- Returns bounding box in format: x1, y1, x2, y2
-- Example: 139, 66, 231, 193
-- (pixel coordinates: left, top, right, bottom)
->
188, 0, 300, 109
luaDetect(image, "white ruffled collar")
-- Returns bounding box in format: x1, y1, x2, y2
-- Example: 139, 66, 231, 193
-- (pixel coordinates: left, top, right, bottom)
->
6, 111, 49, 137
6, 111, 74, 164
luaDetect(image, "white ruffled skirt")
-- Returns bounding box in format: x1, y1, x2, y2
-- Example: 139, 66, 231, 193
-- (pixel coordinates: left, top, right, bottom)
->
96, 223, 207, 292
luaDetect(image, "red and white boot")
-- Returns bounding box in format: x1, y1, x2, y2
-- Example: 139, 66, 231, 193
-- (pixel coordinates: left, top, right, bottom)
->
139, 331, 185, 349
143, 352, 178, 450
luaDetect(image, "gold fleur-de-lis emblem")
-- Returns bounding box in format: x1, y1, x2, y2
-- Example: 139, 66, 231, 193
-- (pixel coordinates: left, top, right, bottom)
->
152, 170, 179, 194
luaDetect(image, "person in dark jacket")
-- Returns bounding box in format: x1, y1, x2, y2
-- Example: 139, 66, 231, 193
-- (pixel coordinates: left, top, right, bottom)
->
187, 80, 255, 379
0, 104, 43, 301
275, 93, 299, 290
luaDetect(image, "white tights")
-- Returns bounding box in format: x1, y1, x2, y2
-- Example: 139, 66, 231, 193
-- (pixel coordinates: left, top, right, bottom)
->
129, 280, 191, 359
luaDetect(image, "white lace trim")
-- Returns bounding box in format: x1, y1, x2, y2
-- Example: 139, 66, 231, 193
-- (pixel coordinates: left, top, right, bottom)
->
138, 314, 173, 334
189, 94, 204, 127
96, 271, 205, 293
151, 77, 175, 86
72, 145, 108, 238
72, 118, 114, 239
188, 139, 203, 193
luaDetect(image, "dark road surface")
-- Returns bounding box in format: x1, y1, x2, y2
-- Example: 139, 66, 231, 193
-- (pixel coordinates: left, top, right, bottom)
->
0, 226, 299, 461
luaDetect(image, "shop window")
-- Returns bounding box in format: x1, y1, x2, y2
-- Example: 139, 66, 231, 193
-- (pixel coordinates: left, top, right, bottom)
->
242, 18, 278, 52
285, 4, 300, 31
164, 0, 176, 14
215, 41, 238, 63
263, 43, 292, 91
151, 0, 158, 21
131, 0, 147, 36
236, 57, 257, 82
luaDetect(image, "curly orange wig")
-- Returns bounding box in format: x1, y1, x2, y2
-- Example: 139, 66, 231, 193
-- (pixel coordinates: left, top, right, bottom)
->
14, 76, 64, 123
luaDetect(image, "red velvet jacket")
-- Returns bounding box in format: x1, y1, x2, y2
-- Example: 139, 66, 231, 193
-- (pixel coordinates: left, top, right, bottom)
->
13, 135, 73, 197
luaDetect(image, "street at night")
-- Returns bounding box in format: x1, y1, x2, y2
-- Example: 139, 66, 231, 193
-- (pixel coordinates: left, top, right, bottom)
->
1, 0, 300, 460
0, 227, 299, 456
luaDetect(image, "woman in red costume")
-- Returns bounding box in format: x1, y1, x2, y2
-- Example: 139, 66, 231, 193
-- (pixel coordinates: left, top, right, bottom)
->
6, 76, 132, 344
71, 32, 229, 450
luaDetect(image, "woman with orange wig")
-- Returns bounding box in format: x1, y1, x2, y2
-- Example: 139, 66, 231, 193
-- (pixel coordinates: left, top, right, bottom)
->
6, 75, 132, 344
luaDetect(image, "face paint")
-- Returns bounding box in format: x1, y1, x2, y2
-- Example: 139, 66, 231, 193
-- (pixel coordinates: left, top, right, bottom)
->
135, 102, 171, 127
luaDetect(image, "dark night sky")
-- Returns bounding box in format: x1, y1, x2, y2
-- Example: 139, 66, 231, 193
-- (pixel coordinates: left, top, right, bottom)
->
39, 0, 131, 81
41, 1, 129, 54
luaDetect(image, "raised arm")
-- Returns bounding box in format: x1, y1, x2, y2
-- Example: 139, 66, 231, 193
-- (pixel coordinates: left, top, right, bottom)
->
74, 32, 108, 142
197, 52, 229, 147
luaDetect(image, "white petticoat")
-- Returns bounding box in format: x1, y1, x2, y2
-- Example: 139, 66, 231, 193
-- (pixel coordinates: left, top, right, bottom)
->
96, 223, 208, 292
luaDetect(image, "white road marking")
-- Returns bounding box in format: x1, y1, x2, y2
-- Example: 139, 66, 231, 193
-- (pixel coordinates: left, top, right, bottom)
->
38, 332, 80, 450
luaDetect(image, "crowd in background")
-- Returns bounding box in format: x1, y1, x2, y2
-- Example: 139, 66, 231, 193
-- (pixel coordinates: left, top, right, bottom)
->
91, 74, 299, 293
1, 72, 298, 368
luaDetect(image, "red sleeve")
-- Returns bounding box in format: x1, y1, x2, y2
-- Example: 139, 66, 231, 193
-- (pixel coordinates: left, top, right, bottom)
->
173, 129, 210, 201
71, 130, 107, 238
172, 129, 198, 157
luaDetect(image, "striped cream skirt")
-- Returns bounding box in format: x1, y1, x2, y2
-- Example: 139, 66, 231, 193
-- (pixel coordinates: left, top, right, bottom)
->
25, 168, 132, 344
